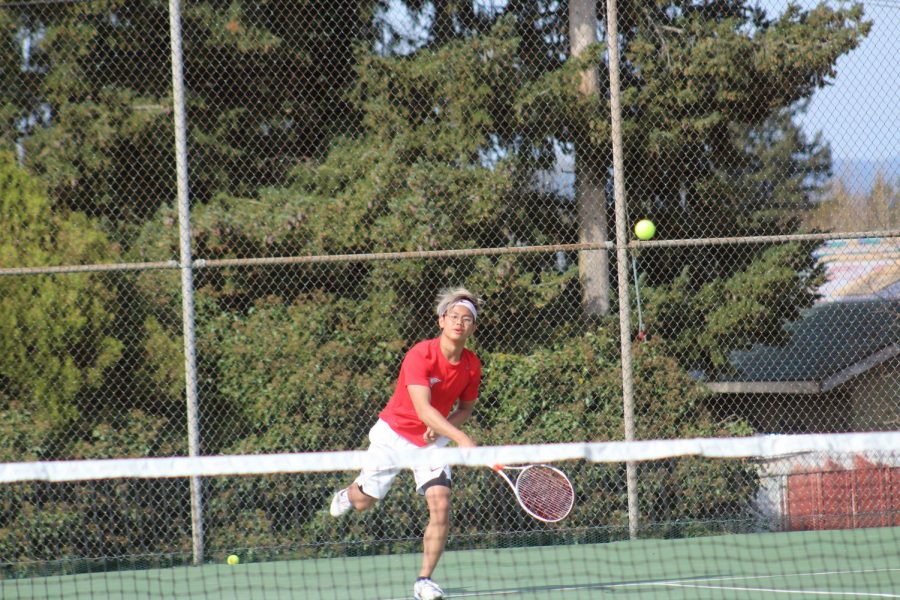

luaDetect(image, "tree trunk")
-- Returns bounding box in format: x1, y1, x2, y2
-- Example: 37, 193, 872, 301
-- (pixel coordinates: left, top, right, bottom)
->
570, 0, 610, 316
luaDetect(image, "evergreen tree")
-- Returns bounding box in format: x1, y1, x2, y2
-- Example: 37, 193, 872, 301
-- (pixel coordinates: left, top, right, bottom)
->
380, 1, 869, 325
2, 0, 373, 245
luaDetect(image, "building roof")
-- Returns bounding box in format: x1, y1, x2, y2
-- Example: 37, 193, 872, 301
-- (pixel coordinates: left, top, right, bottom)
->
707, 237, 899, 394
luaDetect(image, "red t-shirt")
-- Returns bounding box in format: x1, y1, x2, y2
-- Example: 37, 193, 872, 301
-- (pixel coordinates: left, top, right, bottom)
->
379, 338, 482, 447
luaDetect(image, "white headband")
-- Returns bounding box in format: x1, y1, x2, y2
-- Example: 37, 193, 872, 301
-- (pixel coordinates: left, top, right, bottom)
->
446, 299, 477, 321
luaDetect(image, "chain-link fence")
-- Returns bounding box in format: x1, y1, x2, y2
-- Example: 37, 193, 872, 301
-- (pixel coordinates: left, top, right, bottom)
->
1, 0, 898, 569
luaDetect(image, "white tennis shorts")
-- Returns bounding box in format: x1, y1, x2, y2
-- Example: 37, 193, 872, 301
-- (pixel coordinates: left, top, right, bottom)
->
354, 419, 451, 499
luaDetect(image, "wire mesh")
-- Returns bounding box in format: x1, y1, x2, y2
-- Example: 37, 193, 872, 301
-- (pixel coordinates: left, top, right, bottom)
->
0, 0, 897, 578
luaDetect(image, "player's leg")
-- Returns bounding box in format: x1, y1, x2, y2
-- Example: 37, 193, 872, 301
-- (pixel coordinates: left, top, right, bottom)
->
420, 481, 451, 577
330, 463, 397, 516
329, 420, 401, 517
412, 466, 451, 600
347, 481, 377, 509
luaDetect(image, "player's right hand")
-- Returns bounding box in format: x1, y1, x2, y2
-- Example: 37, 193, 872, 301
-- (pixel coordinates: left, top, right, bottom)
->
423, 427, 438, 444
456, 434, 476, 448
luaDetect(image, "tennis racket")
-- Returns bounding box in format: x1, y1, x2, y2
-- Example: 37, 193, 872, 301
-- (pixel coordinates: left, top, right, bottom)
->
492, 464, 574, 523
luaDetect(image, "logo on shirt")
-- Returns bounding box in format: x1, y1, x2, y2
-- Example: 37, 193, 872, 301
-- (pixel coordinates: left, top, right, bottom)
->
428, 377, 442, 387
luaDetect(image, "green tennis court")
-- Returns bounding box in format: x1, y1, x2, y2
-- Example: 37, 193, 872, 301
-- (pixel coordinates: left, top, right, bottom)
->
3, 526, 898, 599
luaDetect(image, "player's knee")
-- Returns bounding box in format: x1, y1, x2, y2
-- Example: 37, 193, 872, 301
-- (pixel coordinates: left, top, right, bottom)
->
350, 483, 378, 510
352, 496, 376, 511
429, 493, 450, 512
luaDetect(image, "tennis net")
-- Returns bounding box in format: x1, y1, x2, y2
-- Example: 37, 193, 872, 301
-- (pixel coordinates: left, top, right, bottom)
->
1, 432, 899, 599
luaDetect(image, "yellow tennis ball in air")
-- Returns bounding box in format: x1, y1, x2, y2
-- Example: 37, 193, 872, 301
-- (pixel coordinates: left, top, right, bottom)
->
634, 219, 656, 240
226, 554, 240, 565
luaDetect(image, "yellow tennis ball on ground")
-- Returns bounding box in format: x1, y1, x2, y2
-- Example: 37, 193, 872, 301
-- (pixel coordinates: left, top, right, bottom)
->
226, 554, 240, 565
634, 219, 656, 240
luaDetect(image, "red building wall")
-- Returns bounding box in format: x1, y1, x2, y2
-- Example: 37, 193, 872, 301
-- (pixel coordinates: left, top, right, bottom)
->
787, 455, 900, 531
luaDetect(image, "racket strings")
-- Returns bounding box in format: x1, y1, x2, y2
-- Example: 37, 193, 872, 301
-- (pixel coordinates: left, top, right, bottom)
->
516, 466, 574, 522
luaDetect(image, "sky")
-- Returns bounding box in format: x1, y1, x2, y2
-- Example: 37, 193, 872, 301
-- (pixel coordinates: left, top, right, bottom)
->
760, 1, 900, 164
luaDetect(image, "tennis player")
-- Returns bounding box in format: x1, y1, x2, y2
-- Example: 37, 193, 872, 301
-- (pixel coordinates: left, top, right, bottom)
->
328, 287, 483, 600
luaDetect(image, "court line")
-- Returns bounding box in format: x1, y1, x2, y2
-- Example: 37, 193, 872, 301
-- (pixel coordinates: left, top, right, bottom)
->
378, 567, 900, 599
645, 567, 900, 599
649, 567, 900, 586
658, 582, 900, 597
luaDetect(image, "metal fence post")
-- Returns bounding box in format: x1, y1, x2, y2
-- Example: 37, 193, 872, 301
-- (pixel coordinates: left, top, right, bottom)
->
168, 0, 204, 565
605, 0, 640, 540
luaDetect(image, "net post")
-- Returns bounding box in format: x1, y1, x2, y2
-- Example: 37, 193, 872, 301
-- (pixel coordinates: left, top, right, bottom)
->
604, 0, 640, 539
169, 0, 205, 565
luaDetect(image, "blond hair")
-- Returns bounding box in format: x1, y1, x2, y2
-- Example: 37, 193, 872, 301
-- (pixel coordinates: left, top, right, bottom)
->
435, 287, 481, 319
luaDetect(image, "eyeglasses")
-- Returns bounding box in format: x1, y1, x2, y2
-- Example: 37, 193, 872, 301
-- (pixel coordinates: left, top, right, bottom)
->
445, 314, 474, 326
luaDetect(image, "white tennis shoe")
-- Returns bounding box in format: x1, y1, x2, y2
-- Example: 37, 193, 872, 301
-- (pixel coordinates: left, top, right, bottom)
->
329, 488, 352, 517
413, 577, 444, 600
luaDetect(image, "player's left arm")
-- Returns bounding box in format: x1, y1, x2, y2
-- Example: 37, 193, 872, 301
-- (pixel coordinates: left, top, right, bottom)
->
446, 399, 475, 428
